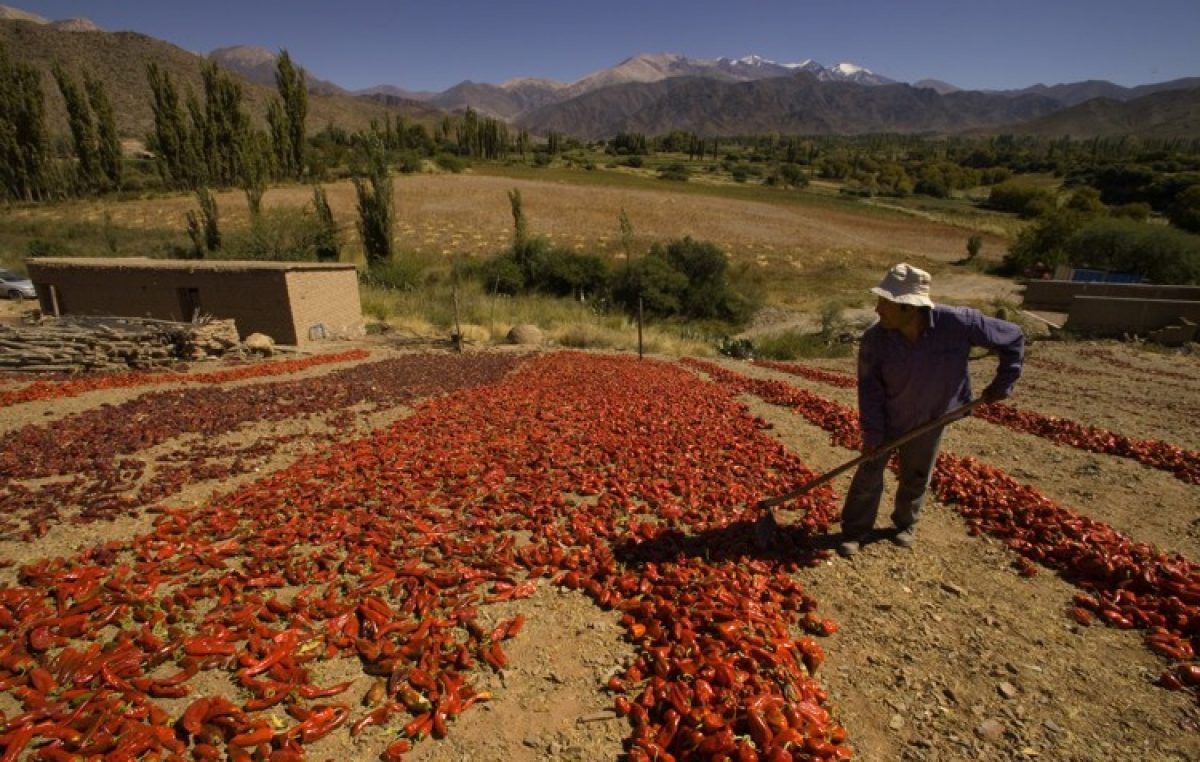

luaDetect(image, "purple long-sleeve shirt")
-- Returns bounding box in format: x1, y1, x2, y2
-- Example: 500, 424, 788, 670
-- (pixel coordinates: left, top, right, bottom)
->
857, 305, 1024, 449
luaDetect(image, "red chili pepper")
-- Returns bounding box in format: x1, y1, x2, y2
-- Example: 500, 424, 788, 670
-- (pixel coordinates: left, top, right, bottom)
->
230, 724, 274, 747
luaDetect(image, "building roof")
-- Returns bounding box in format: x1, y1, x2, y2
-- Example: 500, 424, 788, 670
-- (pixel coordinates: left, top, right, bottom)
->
27, 257, 356, 273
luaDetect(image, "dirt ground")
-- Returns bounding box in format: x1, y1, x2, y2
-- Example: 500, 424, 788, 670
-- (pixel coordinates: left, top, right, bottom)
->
0, 335, 1197, 761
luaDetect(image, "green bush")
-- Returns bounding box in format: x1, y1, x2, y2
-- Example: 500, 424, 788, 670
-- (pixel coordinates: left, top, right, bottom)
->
217, 208, 328, 261
985, 181, 1057, 218
536, 248, 611, 299
473, 254, 525, 295
611, 256, 689, 317
755, 330, 853, 360
435, 153, 467, 173
362, 258, 425, 291
1006, 211, 1200, 284
1062, 218, 1200, 284
657, 163, 690, 182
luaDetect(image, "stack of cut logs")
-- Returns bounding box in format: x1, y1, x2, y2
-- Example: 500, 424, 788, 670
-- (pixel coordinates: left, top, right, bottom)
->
0, 317, 242, 372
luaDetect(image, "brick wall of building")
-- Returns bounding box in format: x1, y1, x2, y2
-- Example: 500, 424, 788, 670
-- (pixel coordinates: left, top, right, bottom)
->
25, 259, 361, 346
284, 269, 364, 344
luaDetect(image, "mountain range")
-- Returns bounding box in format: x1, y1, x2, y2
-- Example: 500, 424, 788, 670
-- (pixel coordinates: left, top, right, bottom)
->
4, 4, 1198, 140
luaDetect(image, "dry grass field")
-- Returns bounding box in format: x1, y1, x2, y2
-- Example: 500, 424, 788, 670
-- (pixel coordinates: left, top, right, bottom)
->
1, 168, 1020, 318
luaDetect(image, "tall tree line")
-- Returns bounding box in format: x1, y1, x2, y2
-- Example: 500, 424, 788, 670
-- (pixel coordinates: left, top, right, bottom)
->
0, 43, 51, 201
51, 63, 123, 193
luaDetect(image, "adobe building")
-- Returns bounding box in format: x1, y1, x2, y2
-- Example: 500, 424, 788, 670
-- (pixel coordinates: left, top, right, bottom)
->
25, 258, 364, 347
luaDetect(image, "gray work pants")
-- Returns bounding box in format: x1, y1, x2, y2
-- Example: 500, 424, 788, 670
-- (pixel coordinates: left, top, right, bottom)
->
840, 426, 944, 539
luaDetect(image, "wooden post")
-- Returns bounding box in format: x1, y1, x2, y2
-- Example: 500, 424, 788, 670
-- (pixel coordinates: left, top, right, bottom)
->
451, 285, 463, 352
637, 296, 644, 359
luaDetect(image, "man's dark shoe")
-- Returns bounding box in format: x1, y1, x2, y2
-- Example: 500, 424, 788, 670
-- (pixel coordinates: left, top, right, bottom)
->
892, 527, 916, 548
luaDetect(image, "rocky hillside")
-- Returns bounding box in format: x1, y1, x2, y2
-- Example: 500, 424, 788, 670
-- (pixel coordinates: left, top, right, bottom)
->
0, 18, 442, 139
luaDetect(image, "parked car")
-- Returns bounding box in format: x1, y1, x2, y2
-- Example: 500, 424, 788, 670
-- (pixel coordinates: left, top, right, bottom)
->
0, 269, 36, 300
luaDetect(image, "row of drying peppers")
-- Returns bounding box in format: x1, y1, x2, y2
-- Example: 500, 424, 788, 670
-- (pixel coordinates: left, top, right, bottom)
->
1, 352, 852, 760
0, 354, 523, 541
688, 358, 1200, 701
0, 350, 371, 409
751, 359, 1200, 484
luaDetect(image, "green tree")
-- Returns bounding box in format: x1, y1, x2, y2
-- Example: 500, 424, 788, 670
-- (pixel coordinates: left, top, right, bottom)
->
84, 72, 122, 190
1064, 186, 1107, 216
618, 208, 635, 260
239, 129, 272, 217
965, 235, 983, 262
146, 62, 201, 188
508, 188, 528, 249
1166, 184, 1200, 234
186, 186, 221, 258
611, 255, 688, 317
273, 50, 307, 177
0, 43, 51, 201
311, 185, 340, 261
197, 61, 251, 186
352, 137, 394, 266
52, 62, 101, 191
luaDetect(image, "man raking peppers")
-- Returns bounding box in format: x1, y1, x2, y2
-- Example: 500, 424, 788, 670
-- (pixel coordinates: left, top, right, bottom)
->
759, 263, 1025, 557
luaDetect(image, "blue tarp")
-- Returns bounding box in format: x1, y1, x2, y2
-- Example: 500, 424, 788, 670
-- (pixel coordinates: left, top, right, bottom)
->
1069, 268, 1143, 284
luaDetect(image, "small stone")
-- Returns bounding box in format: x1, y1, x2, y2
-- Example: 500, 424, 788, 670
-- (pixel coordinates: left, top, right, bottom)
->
999, 681, 1019, 699
940, 582, 967, 597
1043, 720, 1062, 734
522, 736, 541, 748
975, 718, 1005, 741
889, 714, 905, 731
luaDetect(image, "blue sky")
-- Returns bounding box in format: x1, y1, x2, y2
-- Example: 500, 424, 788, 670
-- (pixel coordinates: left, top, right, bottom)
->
15, 1, 1200, 93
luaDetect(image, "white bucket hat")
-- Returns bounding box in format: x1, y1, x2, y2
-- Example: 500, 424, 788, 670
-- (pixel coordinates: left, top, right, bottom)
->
870, 263, 934, 308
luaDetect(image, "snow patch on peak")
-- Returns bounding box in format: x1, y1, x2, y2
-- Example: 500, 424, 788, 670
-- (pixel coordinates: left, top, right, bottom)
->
832, 62, 871, 76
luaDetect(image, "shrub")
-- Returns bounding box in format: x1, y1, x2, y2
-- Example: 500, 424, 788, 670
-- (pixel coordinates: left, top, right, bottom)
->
536, 248, 611, 299
362, 258, 424, 291
985, 181, 1056, 218
657, 163, 690, 182
755, 330, 853, 360
434, 153, 467, 173
218, 208, 329, 261
611, 256, 689, 317
1167, 184, 1200, 233
1062, 218, 1200, 284
473, 254, 525, 295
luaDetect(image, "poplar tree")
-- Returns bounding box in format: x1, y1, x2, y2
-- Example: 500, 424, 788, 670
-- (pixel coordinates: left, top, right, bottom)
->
312, 185, 340, 262
52, 62, 101, 191
84, 72, 122, 190
274, 50, 307, 177
352, 137, 394, 266
266, 99, 291, 177
239, 129, 272, 217
0, 43, 51, 201
198, 61, 250, 187
186, 186, 220, 257
147, 63, 200, 188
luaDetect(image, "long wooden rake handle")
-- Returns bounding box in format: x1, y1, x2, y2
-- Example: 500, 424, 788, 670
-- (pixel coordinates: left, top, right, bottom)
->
757, 398, 986, 510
